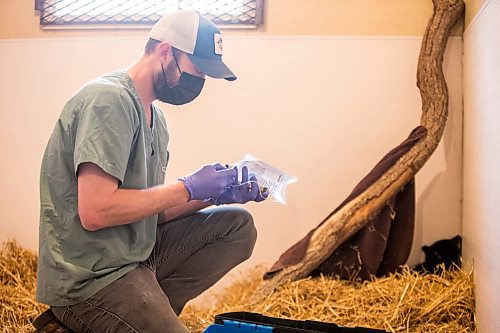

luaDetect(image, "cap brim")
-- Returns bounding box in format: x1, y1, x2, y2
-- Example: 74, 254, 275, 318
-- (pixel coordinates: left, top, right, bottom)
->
187, 54, 237, 81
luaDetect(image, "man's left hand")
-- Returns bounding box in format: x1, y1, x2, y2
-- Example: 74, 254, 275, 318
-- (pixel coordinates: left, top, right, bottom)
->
213, 166, 268, 205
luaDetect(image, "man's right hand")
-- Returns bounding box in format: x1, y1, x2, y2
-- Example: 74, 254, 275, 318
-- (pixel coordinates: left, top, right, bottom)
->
179, 163, 238, 201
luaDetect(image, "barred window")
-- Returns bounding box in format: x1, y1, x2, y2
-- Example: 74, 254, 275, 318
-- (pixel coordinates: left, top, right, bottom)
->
36, 0, 264, 28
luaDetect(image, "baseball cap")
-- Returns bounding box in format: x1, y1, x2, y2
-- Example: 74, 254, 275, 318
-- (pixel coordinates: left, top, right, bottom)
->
149, 10, 237, 81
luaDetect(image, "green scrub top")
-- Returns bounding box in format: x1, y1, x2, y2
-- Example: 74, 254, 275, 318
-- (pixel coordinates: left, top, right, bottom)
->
36, 70, 169, 306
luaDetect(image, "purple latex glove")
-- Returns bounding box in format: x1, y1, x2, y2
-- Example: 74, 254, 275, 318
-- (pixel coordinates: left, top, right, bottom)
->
213, 166, 269, 205
179, 163, 237, 201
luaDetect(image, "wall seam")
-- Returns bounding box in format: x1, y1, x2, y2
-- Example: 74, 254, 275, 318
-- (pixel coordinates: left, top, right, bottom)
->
464, 0, 493, 37
0, 35, 464, 44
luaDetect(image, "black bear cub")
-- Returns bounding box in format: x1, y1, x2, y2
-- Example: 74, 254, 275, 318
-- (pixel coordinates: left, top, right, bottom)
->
414, 235, 462, 273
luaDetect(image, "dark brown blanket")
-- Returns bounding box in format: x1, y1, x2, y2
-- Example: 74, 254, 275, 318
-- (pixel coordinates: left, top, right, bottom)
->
265, 126, 427, 280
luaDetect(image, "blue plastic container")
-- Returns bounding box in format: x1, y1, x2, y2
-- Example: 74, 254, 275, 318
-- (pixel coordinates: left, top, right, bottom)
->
203, 312, 388, 333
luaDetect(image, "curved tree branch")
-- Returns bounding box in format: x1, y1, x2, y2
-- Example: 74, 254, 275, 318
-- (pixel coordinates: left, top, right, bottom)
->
250, 0, 465, 303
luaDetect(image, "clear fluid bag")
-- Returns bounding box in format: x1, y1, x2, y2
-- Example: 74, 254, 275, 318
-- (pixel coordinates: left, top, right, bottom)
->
234, 154, 297, 205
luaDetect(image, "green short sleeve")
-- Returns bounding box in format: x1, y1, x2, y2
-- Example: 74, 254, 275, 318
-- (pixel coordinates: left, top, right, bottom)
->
74, 87, 137, 183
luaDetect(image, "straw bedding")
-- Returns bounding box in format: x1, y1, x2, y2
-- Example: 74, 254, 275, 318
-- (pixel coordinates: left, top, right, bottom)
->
1, 240, 475, 333
180, 265, 476, 333
0, 241, 48, 332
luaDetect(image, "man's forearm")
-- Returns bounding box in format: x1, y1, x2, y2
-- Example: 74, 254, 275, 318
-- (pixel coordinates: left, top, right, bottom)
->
79, 181, 190, 231
78, 161, 192, 230
158, 200, 212, 224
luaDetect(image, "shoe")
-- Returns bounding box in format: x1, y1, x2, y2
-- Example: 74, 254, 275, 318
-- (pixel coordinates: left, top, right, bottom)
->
32, 309, 73, 333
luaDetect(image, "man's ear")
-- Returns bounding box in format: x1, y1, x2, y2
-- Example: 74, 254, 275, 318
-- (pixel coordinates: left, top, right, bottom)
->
156, 42, 173, 61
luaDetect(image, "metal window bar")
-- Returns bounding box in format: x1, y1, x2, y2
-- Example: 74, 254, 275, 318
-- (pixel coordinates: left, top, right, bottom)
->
35, 0, 263, 28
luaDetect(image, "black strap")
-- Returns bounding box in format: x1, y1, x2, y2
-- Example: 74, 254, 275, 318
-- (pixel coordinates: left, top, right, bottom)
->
32, 308, 73, 332
33, 309, 57, 329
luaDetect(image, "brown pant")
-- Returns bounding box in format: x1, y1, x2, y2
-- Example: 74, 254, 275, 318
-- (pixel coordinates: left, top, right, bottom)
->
52, 206, 257, 333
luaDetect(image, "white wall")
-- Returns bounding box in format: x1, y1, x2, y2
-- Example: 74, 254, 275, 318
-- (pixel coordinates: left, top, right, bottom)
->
463, 0, 500, 331
0, 35, 462, 290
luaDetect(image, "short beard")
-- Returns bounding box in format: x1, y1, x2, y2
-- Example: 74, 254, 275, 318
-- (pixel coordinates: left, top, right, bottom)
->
153, 58, 178, 100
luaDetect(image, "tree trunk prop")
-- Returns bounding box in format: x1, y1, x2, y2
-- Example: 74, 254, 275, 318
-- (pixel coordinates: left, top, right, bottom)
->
250, 0, 465, 303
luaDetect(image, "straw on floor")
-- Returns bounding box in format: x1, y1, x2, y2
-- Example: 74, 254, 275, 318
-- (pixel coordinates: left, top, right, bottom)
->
1, 240, 475, 333
180, 264, 476, 333
0, 240, 48, 332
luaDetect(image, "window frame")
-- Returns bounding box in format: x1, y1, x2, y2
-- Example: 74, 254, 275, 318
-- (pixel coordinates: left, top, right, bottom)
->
35, 0, 264, 30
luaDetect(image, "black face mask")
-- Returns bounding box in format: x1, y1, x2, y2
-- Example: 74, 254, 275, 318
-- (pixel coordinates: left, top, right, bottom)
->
154, 52, 205, 105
